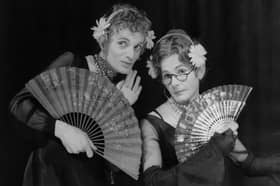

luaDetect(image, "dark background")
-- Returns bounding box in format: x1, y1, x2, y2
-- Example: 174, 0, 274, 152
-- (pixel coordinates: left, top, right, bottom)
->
1, 0, 280, 185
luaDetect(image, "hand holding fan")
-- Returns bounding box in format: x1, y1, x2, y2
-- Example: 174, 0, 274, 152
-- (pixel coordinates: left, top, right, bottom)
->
174, 84, 252, 162
25, 66, 142, 180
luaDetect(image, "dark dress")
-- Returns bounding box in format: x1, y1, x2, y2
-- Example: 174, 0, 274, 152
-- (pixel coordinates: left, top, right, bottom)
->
142, 113, 226, 186
9, 52, 141, 186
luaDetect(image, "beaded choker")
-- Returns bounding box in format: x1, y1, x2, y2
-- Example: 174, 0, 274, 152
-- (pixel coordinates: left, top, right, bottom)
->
93, 54, 117, 79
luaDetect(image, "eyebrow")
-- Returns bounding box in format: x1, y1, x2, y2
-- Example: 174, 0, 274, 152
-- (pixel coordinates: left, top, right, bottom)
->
161, 70, 170, 74
117, 37, 129, 41
175, 64, 189, 70
162, 64, 190, 74
117, 38, 145, 48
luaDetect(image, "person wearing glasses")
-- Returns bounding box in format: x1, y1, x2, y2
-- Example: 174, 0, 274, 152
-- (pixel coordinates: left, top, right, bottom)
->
141, 29, 280, 186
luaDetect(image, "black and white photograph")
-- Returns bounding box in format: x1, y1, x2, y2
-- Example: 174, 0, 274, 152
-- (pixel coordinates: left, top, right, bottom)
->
1, 0, 280, 186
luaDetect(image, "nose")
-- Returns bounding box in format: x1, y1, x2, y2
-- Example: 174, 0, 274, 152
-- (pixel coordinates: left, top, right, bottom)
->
170, 75, 180, 87
126, 47, 135, 62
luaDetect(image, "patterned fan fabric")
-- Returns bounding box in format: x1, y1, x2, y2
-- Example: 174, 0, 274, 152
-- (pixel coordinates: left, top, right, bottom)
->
175, 84, 252, 163
25, 67, 142, 180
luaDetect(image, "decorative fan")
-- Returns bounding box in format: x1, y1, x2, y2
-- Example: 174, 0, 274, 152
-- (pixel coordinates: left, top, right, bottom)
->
25, 66, 142, 180
174, 84, 253, 163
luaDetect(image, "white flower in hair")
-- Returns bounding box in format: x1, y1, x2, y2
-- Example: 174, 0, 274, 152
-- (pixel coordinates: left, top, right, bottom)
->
91, 17, 110, 40
146, 56, 157, 79
146, 30, 156, 49
188, 44, 207, 68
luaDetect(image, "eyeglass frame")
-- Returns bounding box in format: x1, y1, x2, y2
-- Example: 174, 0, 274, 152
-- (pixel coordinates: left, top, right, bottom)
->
161, 66, 195, 85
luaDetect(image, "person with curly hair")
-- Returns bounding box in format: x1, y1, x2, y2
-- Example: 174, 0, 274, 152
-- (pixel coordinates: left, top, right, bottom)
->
142, 29, 280, 186
9, 4, 155, 186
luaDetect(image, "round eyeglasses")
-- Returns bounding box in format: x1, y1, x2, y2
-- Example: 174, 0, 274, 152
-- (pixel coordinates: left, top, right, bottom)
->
162, 68, 194, 85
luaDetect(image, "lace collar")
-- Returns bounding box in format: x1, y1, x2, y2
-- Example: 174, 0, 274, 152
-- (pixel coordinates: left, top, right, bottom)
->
86, 54, 117, 80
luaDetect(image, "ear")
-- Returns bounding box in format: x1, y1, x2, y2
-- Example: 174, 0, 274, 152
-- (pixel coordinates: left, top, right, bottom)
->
98, 40, 104, 49
98, 34, 110, 51
98, 39, 106, 50
195, 64, 206, 80
99, 40, 109, 58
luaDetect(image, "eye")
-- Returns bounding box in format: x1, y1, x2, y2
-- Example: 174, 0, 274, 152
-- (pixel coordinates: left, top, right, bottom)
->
118, 41, 128, 48
177, 68, 190, 74
162, 73, 172, 80
134, 44, 143, 52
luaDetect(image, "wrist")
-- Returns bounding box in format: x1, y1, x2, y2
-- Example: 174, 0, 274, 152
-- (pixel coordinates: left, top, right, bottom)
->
54, 120, 67, 138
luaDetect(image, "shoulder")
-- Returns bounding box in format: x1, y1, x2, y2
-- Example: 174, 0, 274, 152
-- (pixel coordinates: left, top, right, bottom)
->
145, 102, 169, 119
47, 51, 75, 69
153, 101, 179, 128
47, 52, 90, 70
141, 118, 159, 140
141, 103, 168, 138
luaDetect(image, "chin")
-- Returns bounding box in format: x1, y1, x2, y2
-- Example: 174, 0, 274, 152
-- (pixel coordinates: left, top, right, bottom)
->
112, 66, 130, 75
173, 95, 191, 104
120, 68, 131, 75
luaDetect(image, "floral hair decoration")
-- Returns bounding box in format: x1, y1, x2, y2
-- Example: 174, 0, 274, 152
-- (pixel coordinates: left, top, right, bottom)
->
146, 55, 158, 79
146, 33, 207, 79
91, 8, 156, 49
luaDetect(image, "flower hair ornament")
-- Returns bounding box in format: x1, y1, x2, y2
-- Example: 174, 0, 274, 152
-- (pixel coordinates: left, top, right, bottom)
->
188, 43, 207, 68
146, 33, 207, 79
91, 8, 156, 49
146, 55, 158, 79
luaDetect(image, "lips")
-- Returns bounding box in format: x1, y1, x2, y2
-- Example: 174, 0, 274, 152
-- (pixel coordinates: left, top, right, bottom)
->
173, 89, 185, 95
121, 61, 133, 68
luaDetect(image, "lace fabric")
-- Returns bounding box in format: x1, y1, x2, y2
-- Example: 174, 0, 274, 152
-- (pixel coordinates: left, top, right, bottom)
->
91, 54, 117, 80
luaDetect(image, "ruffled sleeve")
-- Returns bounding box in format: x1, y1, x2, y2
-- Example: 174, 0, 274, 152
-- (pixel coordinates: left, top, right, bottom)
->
8, 52, 76, 137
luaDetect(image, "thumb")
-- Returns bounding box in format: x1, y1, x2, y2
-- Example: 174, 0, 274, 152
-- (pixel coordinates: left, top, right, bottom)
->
85, 144, 93, 158
116, 80, 125, 89
224, 129, 234, 136
88, 139, 97, 151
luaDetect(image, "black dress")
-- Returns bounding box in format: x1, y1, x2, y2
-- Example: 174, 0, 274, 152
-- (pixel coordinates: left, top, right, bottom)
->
142, 110, 226, 186
9, 52, 141, 186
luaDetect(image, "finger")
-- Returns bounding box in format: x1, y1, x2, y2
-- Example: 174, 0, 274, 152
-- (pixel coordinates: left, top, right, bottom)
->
217, 123, 236, 134
71, 145, 80, 154
223, 129, 234, 136
135, 85, 142, 98
88, 138, 97, 151
127, 70, 137, 88
65, 140, 79, 153
132, 76, 141, 92
224, 130, 236, 144
116, 80, 124, 89
85, 144, 93, 158
228, 121, 239, 131
124, 70, 133, 85
213, 132, 222, 138
63, 143, 73, 154
73, 140, 85, 153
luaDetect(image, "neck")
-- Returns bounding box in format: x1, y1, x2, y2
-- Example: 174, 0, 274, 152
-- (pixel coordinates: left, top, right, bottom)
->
168, 98, 188, 114
93, 54, 117, 79
176, 90, 200, 105
169, 93, 200, 111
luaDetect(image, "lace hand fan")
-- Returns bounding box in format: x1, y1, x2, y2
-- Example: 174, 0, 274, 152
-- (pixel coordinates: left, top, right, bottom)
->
174, 84, 252, 163
25, 66, 142, 180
